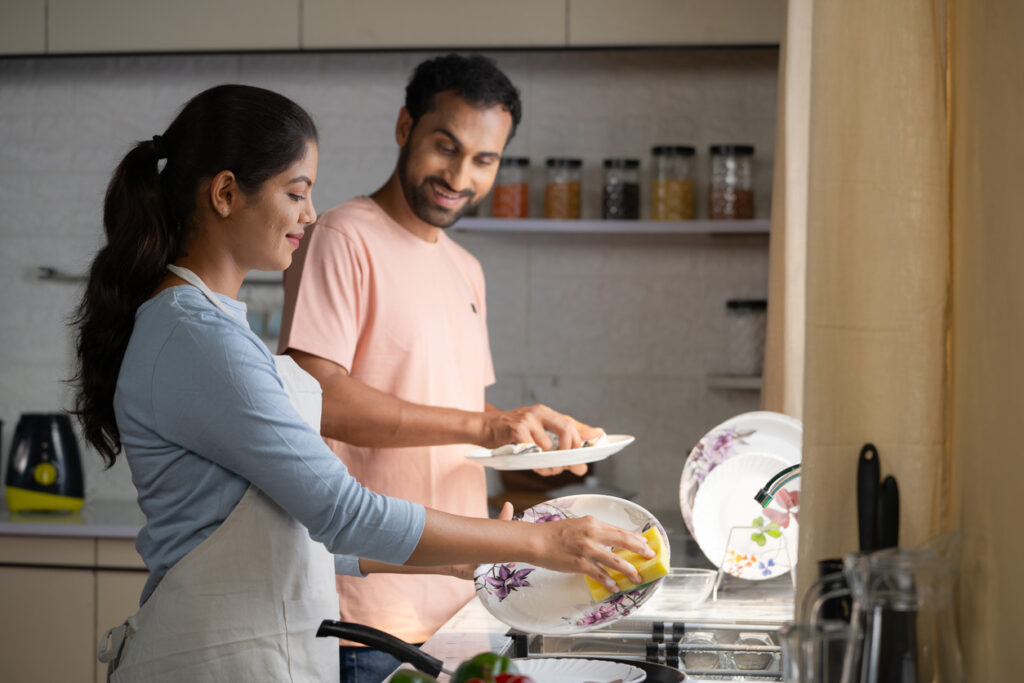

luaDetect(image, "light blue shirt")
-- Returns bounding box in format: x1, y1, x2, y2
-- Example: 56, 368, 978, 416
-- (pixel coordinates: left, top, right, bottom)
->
114, 286, 425, 604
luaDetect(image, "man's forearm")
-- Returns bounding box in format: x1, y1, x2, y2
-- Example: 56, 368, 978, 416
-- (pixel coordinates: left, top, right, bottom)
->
320, 371, 486, 447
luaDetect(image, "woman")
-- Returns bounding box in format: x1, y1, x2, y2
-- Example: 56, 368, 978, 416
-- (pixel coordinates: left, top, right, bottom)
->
73, 84, 651, 682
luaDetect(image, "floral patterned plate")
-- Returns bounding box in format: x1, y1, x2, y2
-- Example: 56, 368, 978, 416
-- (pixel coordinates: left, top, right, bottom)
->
679, 411, 802, 539
473, 494, 669, 635
690, 451, 800, 579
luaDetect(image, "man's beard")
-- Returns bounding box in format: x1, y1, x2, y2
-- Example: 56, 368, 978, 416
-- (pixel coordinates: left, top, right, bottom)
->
397, 143, 478, 228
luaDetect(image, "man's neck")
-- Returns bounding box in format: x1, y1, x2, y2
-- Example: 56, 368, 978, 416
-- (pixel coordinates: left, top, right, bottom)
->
369, 174, 442, 244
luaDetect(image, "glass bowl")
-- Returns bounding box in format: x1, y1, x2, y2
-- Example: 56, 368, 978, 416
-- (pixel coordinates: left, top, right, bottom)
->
663, 567, 716, 607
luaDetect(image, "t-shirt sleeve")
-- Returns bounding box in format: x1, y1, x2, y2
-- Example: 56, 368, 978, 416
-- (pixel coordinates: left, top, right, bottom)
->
279, 222, 366, 371
150, 315, 424, 565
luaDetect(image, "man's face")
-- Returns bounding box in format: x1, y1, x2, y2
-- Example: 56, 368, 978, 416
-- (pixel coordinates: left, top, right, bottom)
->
396, 90, 513, 228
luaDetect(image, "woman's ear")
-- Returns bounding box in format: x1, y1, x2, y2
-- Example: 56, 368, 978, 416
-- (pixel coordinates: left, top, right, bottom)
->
395, 107, 413, 147
209, 170, 237, 218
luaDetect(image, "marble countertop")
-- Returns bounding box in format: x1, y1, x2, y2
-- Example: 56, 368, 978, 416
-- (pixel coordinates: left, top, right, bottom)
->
0, 499, 144, 538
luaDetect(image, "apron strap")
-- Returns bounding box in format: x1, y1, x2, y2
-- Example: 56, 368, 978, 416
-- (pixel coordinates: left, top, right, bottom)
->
97, 616, 137, 678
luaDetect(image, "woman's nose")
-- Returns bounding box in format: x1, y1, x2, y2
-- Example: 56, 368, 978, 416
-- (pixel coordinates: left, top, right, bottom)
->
302, 200, 317, 226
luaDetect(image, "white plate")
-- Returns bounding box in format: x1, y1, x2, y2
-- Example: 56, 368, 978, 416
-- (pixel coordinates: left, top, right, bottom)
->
690, 451, 800, 579
679, 411, 801, 538
473, 494, 668, 635
465, 435, 635, 471
512, 657, 647, 683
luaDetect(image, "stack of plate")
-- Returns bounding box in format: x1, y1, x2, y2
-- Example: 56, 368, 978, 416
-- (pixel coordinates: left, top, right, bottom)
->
678, 411, 802, 580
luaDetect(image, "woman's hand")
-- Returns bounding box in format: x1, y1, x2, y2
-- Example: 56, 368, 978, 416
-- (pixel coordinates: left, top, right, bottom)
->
529, 515, 653, 594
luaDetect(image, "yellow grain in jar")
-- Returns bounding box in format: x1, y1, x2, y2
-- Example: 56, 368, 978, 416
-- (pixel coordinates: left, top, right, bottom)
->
544, 157, 582, 219
651, 145, 695, 220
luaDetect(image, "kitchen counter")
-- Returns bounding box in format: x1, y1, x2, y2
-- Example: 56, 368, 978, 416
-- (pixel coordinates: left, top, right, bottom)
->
0, 499, 144, 538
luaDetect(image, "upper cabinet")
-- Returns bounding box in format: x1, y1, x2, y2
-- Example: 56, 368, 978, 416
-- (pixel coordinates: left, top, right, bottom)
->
47, 0, 301, 54
303, 0, 566, 49
567, 0, 785, 47
0, 0, 47, 55
1, 0, 784, 55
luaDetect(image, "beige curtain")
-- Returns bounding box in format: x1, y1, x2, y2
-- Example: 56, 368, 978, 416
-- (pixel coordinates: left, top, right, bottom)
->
765, 0, 1023, 677
948, 0, 1024, 676
761, 0, 811, 419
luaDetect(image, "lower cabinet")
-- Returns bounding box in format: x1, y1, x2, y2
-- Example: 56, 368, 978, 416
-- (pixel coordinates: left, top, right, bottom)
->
0, 537, 147, 683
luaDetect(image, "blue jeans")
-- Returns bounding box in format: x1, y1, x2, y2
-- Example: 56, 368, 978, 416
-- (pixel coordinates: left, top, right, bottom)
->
338, 646, 406, 683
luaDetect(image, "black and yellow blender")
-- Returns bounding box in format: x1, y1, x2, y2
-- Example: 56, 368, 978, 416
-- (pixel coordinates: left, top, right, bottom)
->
4, 413, 85, 513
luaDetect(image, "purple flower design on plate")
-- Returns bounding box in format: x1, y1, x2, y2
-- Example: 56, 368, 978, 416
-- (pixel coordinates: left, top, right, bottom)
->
759, 559, 776, 577
570, 583, 654, 628
478, 563, 535, 602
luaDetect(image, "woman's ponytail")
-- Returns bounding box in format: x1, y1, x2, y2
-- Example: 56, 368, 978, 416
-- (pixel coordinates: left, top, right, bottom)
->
72, 138, 181, 466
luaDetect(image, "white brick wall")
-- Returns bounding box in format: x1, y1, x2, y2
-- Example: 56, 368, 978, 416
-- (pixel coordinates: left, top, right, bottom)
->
0, 49, 776, 510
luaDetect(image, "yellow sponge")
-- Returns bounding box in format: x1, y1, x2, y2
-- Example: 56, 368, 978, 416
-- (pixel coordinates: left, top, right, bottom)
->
585, 526, 670, 603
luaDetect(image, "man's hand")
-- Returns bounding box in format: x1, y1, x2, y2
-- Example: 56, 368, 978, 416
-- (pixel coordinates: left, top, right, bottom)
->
481, 404, 602, 451
480, 404, 604, 477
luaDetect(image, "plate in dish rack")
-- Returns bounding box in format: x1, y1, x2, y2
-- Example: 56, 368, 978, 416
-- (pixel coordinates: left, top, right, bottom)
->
679, 411, 801, 539
690, 451, 800, 579
464, 434, 635, 470
473, 494, 668, 635
511, 657, 647, 683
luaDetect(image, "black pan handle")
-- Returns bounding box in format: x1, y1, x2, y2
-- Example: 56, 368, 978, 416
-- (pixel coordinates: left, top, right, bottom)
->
878, 475, 900, 549
857, 443, 881, 553
316, 620, 444, 677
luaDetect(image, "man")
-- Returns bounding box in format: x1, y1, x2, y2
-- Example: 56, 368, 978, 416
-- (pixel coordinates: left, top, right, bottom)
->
278, 54, 600, 682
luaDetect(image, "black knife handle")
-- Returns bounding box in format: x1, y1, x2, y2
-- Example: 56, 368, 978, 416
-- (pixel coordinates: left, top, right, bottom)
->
316, 620, 444, 677
878, 475, 900, 549
857, 443, 881, 553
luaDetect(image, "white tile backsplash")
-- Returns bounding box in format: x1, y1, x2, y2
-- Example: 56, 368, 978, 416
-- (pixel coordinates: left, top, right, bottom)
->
0, 48, 776, 510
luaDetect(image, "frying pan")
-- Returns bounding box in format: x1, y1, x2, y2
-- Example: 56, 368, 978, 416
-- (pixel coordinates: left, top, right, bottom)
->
316, 620, 687, 682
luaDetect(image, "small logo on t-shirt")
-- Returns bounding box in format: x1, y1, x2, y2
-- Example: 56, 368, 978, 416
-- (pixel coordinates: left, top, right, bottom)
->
470, 302, 478, 314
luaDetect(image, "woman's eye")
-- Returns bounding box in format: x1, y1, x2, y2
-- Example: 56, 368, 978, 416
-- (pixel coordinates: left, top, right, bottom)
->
289, 193, 305, 201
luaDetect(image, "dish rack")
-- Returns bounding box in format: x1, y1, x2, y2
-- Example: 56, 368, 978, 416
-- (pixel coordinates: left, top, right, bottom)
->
507, 618, 783, 680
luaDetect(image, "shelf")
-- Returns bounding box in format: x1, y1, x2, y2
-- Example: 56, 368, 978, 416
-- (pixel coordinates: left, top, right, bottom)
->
707, 374, 763, 391
452, 218, 770, 235
36, 266, 282, 287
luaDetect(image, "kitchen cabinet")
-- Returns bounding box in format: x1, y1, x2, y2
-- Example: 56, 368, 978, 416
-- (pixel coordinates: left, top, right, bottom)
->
0, 566, 96, 682
0, 0, 46, 55
0, 534, 147, 683
8, 0, 783, 55
47, 0, 301, 54
302, 0, 565, 49
567, 0, 785, 46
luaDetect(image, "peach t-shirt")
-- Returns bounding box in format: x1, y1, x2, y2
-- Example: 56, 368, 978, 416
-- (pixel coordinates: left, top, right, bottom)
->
278, 196, 495, 644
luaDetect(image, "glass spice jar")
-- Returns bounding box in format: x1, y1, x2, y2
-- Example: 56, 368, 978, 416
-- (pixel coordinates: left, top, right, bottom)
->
602, 158, 640, 220
709, 144, 755, 219
544, 157, 582, 219
491, 156, 530, 218
650, 145, 695, 220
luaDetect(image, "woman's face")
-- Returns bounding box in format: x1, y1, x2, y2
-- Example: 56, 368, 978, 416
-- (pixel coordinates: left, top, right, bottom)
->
229, 141, 318, 272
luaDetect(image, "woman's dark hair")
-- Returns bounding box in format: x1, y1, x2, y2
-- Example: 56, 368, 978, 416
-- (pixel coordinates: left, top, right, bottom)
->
72, 84, 318, 466
405, 53, 522, 141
